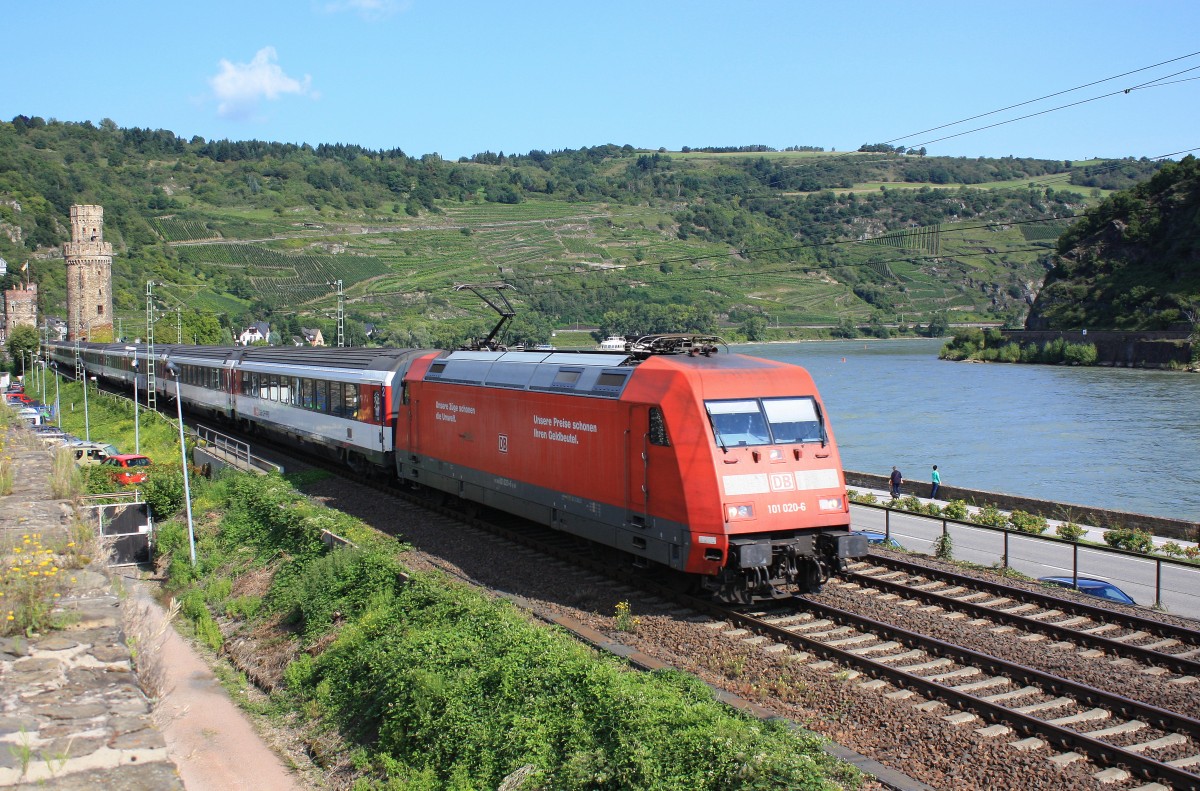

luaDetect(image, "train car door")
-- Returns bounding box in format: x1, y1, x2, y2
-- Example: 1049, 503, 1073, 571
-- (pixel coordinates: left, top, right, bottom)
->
625, 405, 649, 525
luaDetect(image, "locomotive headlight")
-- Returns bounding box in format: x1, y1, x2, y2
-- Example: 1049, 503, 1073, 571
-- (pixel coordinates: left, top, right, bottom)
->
725, 504, 755, 521
819, 497, 843, 511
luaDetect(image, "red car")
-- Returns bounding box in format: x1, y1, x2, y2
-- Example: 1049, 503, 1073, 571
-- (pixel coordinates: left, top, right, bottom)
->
5, 393, 33, 405
101, 454, 152, 484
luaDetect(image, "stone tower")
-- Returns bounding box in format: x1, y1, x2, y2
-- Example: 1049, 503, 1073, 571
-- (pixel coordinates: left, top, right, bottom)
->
64, 204, 114, 342
2, 283, 38, 344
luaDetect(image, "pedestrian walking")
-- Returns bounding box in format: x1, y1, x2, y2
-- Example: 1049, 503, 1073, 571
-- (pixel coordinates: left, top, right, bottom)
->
889, 466, 903, 499
931, 465, 941, 499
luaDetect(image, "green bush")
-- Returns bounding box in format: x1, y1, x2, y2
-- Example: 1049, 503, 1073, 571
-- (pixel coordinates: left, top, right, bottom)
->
942, 500, 969, 521
1160, 541, 1186, 558
143, 466, 186, 520
1055, 522, 1087, 542
932, 532, 953, 560
287, 546, 407, 638
922, 502, 942, 517
969, 503, 1007, 527
898, 495, 924, 513
1102, 527, 1154, 553
1008, 510, 1048, 535
304, 578, 846, 790
996, 342, 1022, 363
1063, 342, 1098, 365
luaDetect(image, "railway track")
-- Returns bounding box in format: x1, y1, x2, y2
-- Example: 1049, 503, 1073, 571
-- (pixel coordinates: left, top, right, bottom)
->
845, 554, 1200, 678
704, 599, 1200, 789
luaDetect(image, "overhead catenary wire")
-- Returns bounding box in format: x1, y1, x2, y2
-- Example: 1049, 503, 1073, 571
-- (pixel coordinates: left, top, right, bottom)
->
880, 49, 1200, 146
905, 68, 1200, 150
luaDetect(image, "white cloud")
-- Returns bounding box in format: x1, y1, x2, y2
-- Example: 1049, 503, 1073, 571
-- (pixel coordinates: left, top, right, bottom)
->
210, 47, 313, 120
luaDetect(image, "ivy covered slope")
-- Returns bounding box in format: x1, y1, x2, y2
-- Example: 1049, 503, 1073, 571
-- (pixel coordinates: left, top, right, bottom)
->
0, 116, 1159, 344
1026, 155, 1200, 330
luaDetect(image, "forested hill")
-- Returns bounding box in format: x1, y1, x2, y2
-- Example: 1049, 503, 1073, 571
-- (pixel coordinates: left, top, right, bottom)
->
0, 116, 1167, 347
1026, 155, 1200, 331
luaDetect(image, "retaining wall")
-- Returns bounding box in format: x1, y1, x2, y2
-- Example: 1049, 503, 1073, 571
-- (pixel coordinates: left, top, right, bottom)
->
844, 470, 1200, 543
1001, 329, 1193, 368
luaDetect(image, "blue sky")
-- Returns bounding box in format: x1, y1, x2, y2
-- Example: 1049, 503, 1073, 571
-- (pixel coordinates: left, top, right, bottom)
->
5, 0, 1199, 161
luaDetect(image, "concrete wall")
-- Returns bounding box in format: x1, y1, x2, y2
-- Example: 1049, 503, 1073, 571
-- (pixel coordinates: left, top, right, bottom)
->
845, 470, 1200, 543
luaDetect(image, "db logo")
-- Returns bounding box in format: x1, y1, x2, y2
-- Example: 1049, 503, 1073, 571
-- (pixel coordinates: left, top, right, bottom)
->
498, 434, 509, 454
770, 473, 795, 492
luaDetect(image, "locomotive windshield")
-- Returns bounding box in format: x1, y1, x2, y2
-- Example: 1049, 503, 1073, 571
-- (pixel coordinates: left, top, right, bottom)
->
705, 397, 824, 446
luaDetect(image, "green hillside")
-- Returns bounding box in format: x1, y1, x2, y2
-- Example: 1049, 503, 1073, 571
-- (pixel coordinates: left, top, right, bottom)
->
1027, 155, 1200, 330
0, 116, 1162, 347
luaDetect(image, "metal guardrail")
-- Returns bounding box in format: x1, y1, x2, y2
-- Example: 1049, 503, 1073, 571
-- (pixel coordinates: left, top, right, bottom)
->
857, 501, 1200, 611
194, 424, 284, 475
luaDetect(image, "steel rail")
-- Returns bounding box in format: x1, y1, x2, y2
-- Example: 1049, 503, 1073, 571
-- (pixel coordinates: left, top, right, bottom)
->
866, 553, 1200, 646
845, 567, 1200, 677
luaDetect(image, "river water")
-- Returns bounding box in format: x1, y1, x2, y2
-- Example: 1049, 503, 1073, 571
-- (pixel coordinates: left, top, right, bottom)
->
739, 339, 1200, 522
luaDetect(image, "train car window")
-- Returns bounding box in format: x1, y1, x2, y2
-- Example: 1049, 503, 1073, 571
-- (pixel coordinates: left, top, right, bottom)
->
594, 372, 628, 390
704, 399, 771, 447
241, 371, 250, 395
648, 407, 670, 447
763, 397, 824, 444
401, 382, 410, 406
290, 377, 301, 406
315, 380, 328, 413
552, 368, 582, 389
269, 375, 279, 402
428, 362, 446, 376
301, 378, 315, 410
213, 369, 222, 390
330, 382, 346, 416
344, 385, 359, 419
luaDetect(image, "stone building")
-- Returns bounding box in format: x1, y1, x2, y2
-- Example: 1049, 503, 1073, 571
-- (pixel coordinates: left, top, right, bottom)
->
1, 282, 38, 344
64, 204, 114, 341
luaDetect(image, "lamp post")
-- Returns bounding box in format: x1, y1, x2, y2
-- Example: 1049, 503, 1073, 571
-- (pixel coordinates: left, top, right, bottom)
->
125, 346, 139, 454
82, 372, 91, 442
165, 362, 196, 566
50, 362, 60, 427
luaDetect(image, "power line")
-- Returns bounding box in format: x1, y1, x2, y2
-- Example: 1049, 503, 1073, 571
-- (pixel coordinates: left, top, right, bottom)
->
882, 50, 1200, 146
908, 71, 1200, 149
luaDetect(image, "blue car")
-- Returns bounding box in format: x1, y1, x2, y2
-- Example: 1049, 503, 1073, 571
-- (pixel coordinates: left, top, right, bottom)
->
1038, 576, 1136, 606
852, 530, 904, 550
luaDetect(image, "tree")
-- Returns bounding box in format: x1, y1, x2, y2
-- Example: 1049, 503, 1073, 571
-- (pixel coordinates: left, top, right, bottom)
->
741, 315, 767, 341
5, 325, 41, 375
926, 313, 950, 338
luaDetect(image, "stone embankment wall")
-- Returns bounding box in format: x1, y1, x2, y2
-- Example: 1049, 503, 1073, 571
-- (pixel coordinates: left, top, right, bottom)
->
1001, 329, 1194, 368
0, 429, 183, 788
845, 470, 1199, 543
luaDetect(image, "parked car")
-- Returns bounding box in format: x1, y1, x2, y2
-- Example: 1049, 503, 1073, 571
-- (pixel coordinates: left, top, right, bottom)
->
852, 529, 904, 550
31, 425, 70, 445
101, 454, 152, 484
15, 407, 42, 426
1038, 576, 1136, 606
5, 393, 33, 405
71, 442, 121, 466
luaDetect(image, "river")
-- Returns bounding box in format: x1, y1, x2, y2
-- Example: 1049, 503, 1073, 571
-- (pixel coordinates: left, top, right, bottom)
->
738, 339, 1200, 522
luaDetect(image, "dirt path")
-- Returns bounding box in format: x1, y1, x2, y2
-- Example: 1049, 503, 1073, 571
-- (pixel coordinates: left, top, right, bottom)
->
125, 577, 302, 791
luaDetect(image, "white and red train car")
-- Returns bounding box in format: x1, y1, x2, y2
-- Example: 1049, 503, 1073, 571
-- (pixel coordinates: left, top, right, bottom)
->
48, 336, 864, 601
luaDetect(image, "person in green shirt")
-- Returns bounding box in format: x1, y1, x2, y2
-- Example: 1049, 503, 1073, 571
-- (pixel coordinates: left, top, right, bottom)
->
931, 465, 941, 499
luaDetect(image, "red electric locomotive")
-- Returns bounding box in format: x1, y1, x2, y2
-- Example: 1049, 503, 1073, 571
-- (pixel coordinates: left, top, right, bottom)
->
395, 335, 864, 602
48, 333, 864, 601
